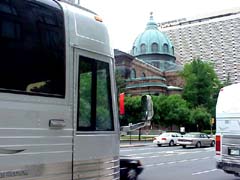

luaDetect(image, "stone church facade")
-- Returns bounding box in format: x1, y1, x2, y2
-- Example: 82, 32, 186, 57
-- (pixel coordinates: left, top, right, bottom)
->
114, 14, 184, 96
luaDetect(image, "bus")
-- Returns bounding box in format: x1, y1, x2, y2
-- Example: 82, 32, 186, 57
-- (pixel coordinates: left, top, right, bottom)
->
0, 0, 154, 179
0, 0, 120, 179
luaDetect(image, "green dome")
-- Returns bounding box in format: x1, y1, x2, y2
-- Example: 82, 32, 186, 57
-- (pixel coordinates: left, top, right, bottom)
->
131, 14, 174, 56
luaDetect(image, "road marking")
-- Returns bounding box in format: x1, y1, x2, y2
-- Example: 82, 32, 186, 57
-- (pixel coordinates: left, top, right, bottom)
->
167, 161, 177, 164
192, 169, 218, 175
123, 148, 214, 159
143, 156, 214, 169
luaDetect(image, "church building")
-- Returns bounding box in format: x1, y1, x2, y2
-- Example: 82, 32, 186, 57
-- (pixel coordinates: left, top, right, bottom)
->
114, 14, 184, 96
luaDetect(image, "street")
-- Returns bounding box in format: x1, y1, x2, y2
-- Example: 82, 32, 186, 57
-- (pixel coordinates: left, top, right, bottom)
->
120, 144, 240, 180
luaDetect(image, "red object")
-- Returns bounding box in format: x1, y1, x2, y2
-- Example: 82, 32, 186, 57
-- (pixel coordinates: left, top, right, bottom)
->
215, 135, 221, 154
161, 138, 167, 141
119, 93, 125, 115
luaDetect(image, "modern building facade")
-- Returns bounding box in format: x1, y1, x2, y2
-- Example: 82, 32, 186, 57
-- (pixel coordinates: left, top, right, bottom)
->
114, 14, 183, 96
160, 8, 240, 83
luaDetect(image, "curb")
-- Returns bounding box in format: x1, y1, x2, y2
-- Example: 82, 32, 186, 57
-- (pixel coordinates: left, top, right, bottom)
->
120, 144, 149, 148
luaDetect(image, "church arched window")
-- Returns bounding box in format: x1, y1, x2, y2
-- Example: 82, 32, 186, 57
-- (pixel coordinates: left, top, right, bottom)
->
163, 43, 169, 53
132, 46, 137, 54
151, 43, 159, 53
130, 69, 136, 79
140, 43, 146, 53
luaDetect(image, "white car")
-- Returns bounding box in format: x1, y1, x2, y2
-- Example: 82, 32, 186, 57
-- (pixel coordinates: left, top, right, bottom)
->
153, 132, 182, 147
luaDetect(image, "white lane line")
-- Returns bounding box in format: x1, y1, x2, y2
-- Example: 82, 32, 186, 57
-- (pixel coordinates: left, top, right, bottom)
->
192, 169, 218, 175
133, 157, 144, 159
156, 163, 164, 166
167, 161, 177, 165
201, 157, 211, 160
148, 155, 160, 158
125, 151, 214, 160
122, 147, 214, 156
144, 156, 213, 169
123, 149, 188, 157
164, 154, 174, 157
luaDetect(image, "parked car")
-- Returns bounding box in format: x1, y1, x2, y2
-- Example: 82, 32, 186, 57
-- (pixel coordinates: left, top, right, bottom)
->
153, 132, 182, 147
177, 132, 215, 148
120, 157, 143, 180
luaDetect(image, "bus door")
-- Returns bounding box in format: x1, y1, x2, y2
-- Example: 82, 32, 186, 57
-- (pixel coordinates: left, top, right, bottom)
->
73, 49, 119, 180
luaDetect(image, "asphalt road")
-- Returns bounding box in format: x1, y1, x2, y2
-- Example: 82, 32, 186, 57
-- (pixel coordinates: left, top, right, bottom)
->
120, 144, 240, 180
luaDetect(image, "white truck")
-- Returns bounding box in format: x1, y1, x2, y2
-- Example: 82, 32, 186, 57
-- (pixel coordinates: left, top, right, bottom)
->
0, 0, 153, 179
216, 83, 240, 177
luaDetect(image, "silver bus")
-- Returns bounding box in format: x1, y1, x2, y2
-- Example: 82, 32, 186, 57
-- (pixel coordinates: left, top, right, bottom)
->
0, 0, 119, 179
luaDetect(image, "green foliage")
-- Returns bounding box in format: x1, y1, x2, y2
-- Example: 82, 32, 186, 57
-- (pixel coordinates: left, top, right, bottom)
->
202, 130, 216, 135
122, 94, 212, 132
164, 95, 191, 127
124, 96, 142, 124
152, 95, 190, 128
180, 59, 221, 117
163, 95, 190, 129
151, 95, 167, 125
118, 59, 221, 132
189, 106, 211, 131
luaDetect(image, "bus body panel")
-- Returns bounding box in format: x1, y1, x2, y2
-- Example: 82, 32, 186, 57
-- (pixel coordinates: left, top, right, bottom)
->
0, 0, 119, 179
216, 83, 240, 176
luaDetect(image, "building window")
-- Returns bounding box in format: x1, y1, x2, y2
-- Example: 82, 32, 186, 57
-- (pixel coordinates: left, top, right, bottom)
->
140, 43, 146, 53
172, 46, 174, 54
130, 69, 136, 79
163, 43, 169, 53
151, 43, 158, 52
141, 72, 146, 77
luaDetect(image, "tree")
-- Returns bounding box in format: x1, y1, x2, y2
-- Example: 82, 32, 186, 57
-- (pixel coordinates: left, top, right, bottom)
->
180, 59, 221, 117
151, 95, 168, 126
163, 95, 190, 130
123, 96, 142, 125
189, 106, 211, 132
151, 95, 190, 130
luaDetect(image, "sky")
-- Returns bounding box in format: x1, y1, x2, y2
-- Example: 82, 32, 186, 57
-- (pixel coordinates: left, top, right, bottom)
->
80, 0, 240, 52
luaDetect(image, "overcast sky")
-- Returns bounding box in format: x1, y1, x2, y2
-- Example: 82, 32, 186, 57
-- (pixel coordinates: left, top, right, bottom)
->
81, 0, 240, 52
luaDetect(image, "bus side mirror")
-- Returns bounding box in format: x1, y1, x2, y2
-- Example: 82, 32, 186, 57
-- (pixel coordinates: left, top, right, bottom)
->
141, 95, 154, 121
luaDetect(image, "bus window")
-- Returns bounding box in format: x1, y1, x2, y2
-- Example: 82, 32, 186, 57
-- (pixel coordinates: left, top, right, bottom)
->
77, 56, 114, 131
0, 0, 65, 98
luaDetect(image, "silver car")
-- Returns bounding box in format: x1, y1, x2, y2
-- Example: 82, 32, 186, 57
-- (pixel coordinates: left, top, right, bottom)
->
177, 132, 215, 148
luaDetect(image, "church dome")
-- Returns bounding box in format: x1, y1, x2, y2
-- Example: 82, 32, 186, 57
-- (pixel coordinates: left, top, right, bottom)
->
131, 14, 174, 57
